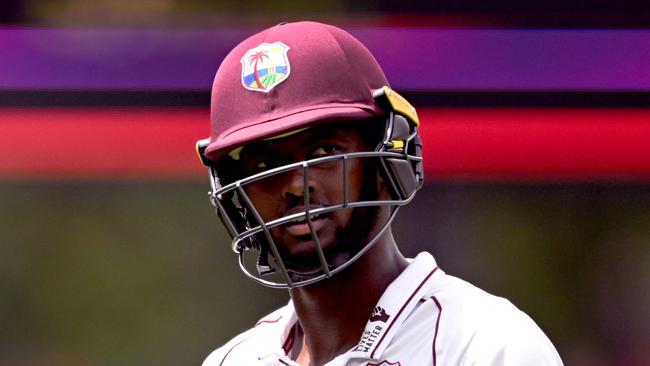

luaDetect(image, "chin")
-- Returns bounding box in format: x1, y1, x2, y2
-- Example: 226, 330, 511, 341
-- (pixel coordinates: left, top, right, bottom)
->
272, 229, 349, 274
282, 252, 353, 281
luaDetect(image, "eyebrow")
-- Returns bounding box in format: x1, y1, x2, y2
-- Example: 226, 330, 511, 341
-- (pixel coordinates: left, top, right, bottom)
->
239, 143, 273, 161
240, 127, 347, 160
301, 128, 342, 146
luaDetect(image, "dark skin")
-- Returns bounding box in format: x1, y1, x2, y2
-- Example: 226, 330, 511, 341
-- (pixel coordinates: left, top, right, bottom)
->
241, 122, 409, 366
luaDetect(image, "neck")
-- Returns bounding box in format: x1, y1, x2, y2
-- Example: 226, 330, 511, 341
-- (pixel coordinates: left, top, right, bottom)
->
288, 228, 408, 366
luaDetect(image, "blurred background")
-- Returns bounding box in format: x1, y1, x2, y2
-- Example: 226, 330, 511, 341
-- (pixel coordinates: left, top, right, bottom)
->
1, 1, 649, 365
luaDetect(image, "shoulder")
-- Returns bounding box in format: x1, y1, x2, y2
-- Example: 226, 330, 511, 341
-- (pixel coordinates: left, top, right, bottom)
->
409, 273, 563, 365
202, 328, 255, 366
202, 304, 293, 366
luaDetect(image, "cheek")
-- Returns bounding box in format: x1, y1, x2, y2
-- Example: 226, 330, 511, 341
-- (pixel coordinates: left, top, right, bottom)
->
345, 159, 367, 201
243, 183, 277, 221
310, 161, 350, 204
310, 159, 367, 217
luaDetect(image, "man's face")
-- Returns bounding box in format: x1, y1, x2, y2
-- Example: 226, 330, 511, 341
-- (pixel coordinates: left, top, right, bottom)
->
238, 121, 379, 273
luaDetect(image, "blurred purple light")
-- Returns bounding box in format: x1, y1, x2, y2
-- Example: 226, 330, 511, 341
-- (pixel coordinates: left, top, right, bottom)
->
0, 28, 649, 90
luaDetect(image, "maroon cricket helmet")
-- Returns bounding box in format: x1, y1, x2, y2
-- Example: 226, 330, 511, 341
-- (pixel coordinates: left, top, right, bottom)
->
203, 21, 390, 161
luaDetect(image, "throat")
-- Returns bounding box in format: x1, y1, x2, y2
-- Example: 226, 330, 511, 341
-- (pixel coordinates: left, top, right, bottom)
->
288, 241, 408, 365
290, 287, 370, 365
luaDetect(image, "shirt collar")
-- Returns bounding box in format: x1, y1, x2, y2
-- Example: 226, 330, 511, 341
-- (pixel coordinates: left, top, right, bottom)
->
267, 252, 441, 363
349, 252, 440, 360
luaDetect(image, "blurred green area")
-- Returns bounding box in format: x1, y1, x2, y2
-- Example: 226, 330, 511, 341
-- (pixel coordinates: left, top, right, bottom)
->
0, 181, 288, 365
396, 183, 650, 362
1, 181, 648, 365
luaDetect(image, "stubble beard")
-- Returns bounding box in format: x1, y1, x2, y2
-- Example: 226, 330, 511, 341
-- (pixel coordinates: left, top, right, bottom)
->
279, 164, 383, 279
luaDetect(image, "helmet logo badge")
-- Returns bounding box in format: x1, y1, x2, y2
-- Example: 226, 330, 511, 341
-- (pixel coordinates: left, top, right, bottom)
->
240, 42, 290, 93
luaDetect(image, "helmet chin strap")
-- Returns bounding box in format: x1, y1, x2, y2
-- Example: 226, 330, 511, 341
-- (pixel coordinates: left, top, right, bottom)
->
256, 243, 275, 276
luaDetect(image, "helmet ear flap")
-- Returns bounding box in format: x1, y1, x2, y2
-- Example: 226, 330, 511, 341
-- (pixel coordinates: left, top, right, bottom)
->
381, 113, 423, 200
388, 114, 411, 141
411, 133, 424, 190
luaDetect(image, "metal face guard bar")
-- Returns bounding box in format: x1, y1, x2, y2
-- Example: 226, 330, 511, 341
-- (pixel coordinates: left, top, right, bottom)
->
215, 151, 419, 249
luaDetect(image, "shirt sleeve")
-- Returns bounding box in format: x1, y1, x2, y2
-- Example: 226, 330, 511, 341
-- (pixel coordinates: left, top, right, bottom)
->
473, 309, 564, 366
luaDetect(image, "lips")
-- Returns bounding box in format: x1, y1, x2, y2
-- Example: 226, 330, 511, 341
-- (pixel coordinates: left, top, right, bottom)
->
285, 216, 328, 236
281, 205, 329, 237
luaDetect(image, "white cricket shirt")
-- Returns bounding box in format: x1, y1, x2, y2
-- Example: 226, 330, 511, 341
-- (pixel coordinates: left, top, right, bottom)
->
203, 252, 563, 365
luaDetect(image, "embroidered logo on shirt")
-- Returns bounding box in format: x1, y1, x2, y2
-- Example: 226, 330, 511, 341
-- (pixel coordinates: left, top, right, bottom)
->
367, 361, 401, 366
240, 42, 290, 93
356, 307, 390, 352
370, 306, 390, 323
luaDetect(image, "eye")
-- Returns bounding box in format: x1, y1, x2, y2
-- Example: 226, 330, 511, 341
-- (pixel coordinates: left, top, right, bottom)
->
243, 157, 280, 175
310, 144, 340, 158
253, 158, 280, 173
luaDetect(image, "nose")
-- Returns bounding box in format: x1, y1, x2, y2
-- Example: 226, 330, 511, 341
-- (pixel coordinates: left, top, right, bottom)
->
282, 164, 316, 200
